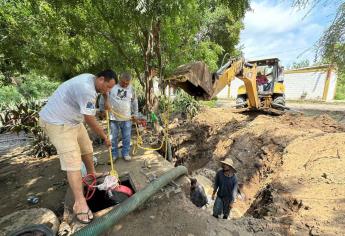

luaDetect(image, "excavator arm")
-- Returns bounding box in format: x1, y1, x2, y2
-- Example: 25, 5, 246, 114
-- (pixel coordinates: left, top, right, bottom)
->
168, 58, 260, 109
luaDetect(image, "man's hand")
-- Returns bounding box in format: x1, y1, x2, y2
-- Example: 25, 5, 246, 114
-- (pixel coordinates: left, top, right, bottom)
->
104, 136, 111, 148
98, 111, 106, 120
131, 116, 138, 123
104, 102, 111, 111
84, 115, 111, 147
229, 203, 234, 209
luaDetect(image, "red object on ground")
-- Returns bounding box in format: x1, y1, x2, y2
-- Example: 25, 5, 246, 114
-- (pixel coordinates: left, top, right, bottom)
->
138, 119, 147, 127
114, 185, 134, 197
82, 174, 97, 200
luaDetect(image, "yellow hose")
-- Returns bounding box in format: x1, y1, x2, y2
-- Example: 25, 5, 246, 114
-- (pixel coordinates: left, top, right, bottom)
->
109, 106, 170, 158
106, 111, 118, 177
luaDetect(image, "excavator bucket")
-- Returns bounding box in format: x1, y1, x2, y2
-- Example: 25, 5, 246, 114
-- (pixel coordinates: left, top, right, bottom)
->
167, 59, 245, 100
167, 61, 214, 100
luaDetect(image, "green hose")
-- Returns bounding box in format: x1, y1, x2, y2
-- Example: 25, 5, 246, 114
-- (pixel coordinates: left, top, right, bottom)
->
72, 165, 188, 236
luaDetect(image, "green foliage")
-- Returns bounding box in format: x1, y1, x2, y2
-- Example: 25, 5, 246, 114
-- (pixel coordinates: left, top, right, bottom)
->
172, 90, 200, 119
0, 0, 249, 80
132, 78, 145, 100
132, 78, 146, 112
18, 75, 59, 99
0, 0, 249, 113
335, 71, 345, 100
292, 1, 344, 70
0, 100, 56, 157
292, 1, 345, 99
0, 74, 60, 106
0, 85, 23, 104
156, 90, 201, 119
0, 100, 41, 134
158, 95, 171, 114
290, 59, 310, 69
200, 99, 217, 108
198, 4, 244, 65
318, 3, 345, 72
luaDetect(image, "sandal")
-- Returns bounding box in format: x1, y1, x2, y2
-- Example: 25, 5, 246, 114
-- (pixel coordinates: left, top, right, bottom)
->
75, 209, 93, 224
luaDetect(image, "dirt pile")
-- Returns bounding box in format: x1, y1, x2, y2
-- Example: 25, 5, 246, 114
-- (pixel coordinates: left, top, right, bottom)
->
112, 190, 286, 236
169, 107, 345, 235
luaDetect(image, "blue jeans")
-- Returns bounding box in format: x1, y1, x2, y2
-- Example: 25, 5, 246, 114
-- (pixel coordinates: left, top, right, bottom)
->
110, 120, 132, 159
213, 196, 231, 218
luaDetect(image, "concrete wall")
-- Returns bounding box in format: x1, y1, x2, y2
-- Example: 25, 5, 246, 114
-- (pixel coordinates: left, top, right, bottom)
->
284, 68, 337, 101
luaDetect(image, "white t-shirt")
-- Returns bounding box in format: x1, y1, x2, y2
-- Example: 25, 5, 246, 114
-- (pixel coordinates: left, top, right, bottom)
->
39, 73, 98, 125
109, 84, 136, 121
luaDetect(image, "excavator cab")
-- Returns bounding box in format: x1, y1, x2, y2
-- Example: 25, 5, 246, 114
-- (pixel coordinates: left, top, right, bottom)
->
236, 58, 285, 109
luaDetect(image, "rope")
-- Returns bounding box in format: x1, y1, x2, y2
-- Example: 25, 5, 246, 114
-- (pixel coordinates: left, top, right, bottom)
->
106, 111, 118, 177
108, 100, 171, 159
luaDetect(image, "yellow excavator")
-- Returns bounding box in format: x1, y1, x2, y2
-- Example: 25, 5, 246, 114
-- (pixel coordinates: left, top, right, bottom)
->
168, 57, 287, 111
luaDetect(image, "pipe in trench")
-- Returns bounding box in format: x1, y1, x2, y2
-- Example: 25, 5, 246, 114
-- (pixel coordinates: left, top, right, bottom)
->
72, 165, 188, 236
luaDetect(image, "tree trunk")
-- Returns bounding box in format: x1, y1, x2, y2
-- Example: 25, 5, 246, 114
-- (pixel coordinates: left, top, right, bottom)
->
153, 20, 166, 96
143, 27, 153, 114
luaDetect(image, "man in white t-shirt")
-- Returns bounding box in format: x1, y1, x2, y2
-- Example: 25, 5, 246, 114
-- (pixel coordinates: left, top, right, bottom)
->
39, 70, 116, 224
101, 72, 138, 161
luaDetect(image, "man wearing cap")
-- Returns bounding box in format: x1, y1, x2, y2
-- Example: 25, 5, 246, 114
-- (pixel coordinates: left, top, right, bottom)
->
212, 158, 238, 219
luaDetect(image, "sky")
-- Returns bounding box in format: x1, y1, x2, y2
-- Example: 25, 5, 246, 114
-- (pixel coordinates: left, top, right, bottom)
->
240, 0, 339, 67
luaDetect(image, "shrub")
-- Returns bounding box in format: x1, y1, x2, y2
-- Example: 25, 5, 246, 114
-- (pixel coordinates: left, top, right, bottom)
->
172, 90, 200, 119
18, 74, 59, 99
0, 100, 56, 157
0, 85, 23, 105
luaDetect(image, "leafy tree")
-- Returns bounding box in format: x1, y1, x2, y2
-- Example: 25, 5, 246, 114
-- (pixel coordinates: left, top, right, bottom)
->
290, 59, 310, 69
0, 0, 250, 108
292, 1, 345, 99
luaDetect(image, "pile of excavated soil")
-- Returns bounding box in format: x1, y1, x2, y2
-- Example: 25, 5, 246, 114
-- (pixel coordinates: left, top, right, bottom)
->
112, 191, 287, 236
169, 107, 345, 235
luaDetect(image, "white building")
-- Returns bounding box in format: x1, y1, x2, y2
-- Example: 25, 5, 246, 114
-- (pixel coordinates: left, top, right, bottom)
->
217, 65, 337, 102
283, 65, 337, 102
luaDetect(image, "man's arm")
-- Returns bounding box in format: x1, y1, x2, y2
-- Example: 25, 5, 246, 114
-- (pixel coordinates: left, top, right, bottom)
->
230, 176, 239, 208
212, 172, 219, 200
200, 186, 208, 204
84, 115, 111, 147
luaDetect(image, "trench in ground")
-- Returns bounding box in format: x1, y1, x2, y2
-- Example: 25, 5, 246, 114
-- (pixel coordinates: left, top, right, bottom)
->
164, 114, 301, 222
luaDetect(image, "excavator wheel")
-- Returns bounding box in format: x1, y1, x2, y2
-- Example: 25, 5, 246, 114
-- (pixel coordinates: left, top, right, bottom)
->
236, 95, 247, 108
272, 95, 285, 110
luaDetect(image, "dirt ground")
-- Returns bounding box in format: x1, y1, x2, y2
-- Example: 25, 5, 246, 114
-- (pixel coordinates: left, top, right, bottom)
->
0, 133, 66, 219
1, 104, 345, 235
216, 99, 345, 125
169, 107, 345, 235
